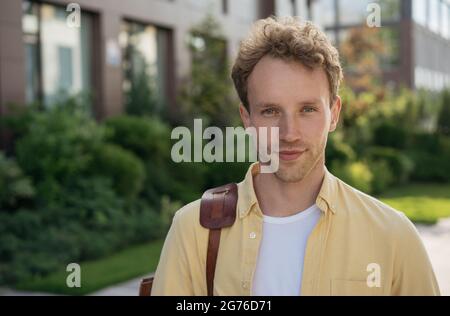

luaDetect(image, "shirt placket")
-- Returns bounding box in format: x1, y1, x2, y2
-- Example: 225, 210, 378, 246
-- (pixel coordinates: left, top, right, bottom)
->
242, 210, 263, 296
301, 202, 332, 295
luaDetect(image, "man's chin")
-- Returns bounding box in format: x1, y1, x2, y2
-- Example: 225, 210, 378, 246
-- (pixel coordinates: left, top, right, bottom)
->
274, 164, 307, 183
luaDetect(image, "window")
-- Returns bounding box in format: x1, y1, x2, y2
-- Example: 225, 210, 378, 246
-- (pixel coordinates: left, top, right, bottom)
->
120, 21, 170, 115
441, 1, 449, 38
413, 0, 428, 26
22, 1, 94, 107
312, 0, 336, 27
448, 3, 450, 38
338, 0, 376, 26
235, 0, 258, 23
222, 0, 228, 14
22, 1, 40, 104
429, 0, 440, 33
276, 0, 297, 17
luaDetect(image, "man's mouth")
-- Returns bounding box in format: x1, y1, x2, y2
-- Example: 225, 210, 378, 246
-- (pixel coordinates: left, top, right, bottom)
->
278, 150, 306, 161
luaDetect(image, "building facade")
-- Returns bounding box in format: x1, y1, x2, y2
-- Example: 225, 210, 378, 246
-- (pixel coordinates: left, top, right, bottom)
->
303, 0, 450, 91
1, 0, 449, 125
0, 0, 275, 121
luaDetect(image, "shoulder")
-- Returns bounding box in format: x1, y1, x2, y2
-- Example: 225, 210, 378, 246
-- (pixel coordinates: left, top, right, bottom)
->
170, 198, 210, 244
333, 176, 417, 237
172, 198, 202, 230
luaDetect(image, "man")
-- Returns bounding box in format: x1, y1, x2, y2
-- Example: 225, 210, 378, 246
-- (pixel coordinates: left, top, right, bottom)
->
151, 17, 440, 296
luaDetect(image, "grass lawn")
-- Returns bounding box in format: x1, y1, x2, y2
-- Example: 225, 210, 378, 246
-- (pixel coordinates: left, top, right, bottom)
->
15, 239, 164, 295
379, 183, 450, 225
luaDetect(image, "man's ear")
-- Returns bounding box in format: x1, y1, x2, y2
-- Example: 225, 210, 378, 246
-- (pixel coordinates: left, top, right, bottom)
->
329, 95, 342, 133
239, 104, 251, 129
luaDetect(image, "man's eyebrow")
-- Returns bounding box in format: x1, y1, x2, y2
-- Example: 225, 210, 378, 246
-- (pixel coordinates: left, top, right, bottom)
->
255, 99, 322, 108
255, 102, 280, 108
297, 98, 322, 105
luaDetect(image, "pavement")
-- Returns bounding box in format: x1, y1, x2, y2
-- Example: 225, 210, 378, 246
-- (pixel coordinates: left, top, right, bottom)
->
415, 218, 450, 296
2, 218, 450, 296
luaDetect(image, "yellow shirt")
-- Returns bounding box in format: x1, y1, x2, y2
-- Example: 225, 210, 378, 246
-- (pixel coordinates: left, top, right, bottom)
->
151, 163, 440, 296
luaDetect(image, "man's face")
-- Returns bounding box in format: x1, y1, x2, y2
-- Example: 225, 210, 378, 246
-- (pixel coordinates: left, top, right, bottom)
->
240, 55, 341, 183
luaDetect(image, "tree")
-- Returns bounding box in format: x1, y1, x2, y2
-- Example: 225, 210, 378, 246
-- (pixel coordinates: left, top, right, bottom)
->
437, 89, 450, 136
179, 14, 239, 128
339, 26, 387, 93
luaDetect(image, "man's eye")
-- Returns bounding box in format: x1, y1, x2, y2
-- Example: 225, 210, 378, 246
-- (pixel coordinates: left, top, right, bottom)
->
302, 107, 316, 113
262, 108, 278, 116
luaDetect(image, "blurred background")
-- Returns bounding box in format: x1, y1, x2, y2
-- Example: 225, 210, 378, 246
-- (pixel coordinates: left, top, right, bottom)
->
0, 0, 449, 295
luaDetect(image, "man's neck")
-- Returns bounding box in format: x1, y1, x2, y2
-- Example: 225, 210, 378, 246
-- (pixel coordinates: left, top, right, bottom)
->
253, 160, 326, 218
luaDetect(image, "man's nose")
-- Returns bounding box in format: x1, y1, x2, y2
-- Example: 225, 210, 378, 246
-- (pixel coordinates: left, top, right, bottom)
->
279, 115, 301, 143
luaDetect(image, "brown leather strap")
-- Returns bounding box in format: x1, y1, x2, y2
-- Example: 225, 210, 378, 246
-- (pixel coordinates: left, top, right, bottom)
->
200, 183, 238, 296
139, 183, 238, 296
206, 229, 221, 296
139, 277, 153, 296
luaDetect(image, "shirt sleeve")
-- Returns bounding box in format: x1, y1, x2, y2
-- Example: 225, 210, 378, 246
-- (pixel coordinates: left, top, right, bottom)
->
151, 211, 195, 296
391, 212, 441, 296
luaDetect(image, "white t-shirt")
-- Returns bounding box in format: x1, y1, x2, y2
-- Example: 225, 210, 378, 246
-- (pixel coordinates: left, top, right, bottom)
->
252, 204, 322, 296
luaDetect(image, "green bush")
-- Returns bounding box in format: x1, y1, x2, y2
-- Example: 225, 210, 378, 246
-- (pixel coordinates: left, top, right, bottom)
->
407, 150, 450, 182
437, 89, 450, 136
367, 160, 394, 194
326, 134, 356, 165
91, 143, 145, 199
160, 196, 183, 233
365, 147, 414, 184
331, 161, 373, 194
0, 101, 171, 286
105, 115, 171, 160
0, 152, 35, 211
373, 122, 409, 149
14, 105, 104, 203
410, 132, 442, 154
0, 176, 163, 285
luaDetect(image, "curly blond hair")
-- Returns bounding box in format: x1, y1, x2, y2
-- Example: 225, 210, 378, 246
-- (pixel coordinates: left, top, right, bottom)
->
231, 16, 343, 110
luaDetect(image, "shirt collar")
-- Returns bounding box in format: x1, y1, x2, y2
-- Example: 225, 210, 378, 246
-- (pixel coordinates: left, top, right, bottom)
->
237, 162, 338, 219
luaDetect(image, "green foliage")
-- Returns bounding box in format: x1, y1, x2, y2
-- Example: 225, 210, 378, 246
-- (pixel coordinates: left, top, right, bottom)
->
331, 161, 373, 194
14, 104, 104, 203
125, 69, 162, 117
437, 89, 450, 136
105, 115, 170, 160
326, 133, 356, 164
373, 122, 409, 149
0, 102, 169, 286
367, 159, 394, 194
0, 152, 35, 211
91, 143, 145, 199
180, 14, 239, 128
364, 147, 414, 184
380, 183, 450, 225
407, 150, 450, 182
406, 133, 450, 183
0, 176, 162, 285
15, 239, 165, 295
104, 115, 206, 205
160, 196, 182, 233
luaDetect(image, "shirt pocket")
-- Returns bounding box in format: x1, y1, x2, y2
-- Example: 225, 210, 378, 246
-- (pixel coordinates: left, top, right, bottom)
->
331, 279, 383, 296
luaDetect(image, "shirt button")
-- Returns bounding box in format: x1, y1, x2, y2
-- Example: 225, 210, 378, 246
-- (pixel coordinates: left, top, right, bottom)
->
249, 232, 256, 239
242, 281, 248, 289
